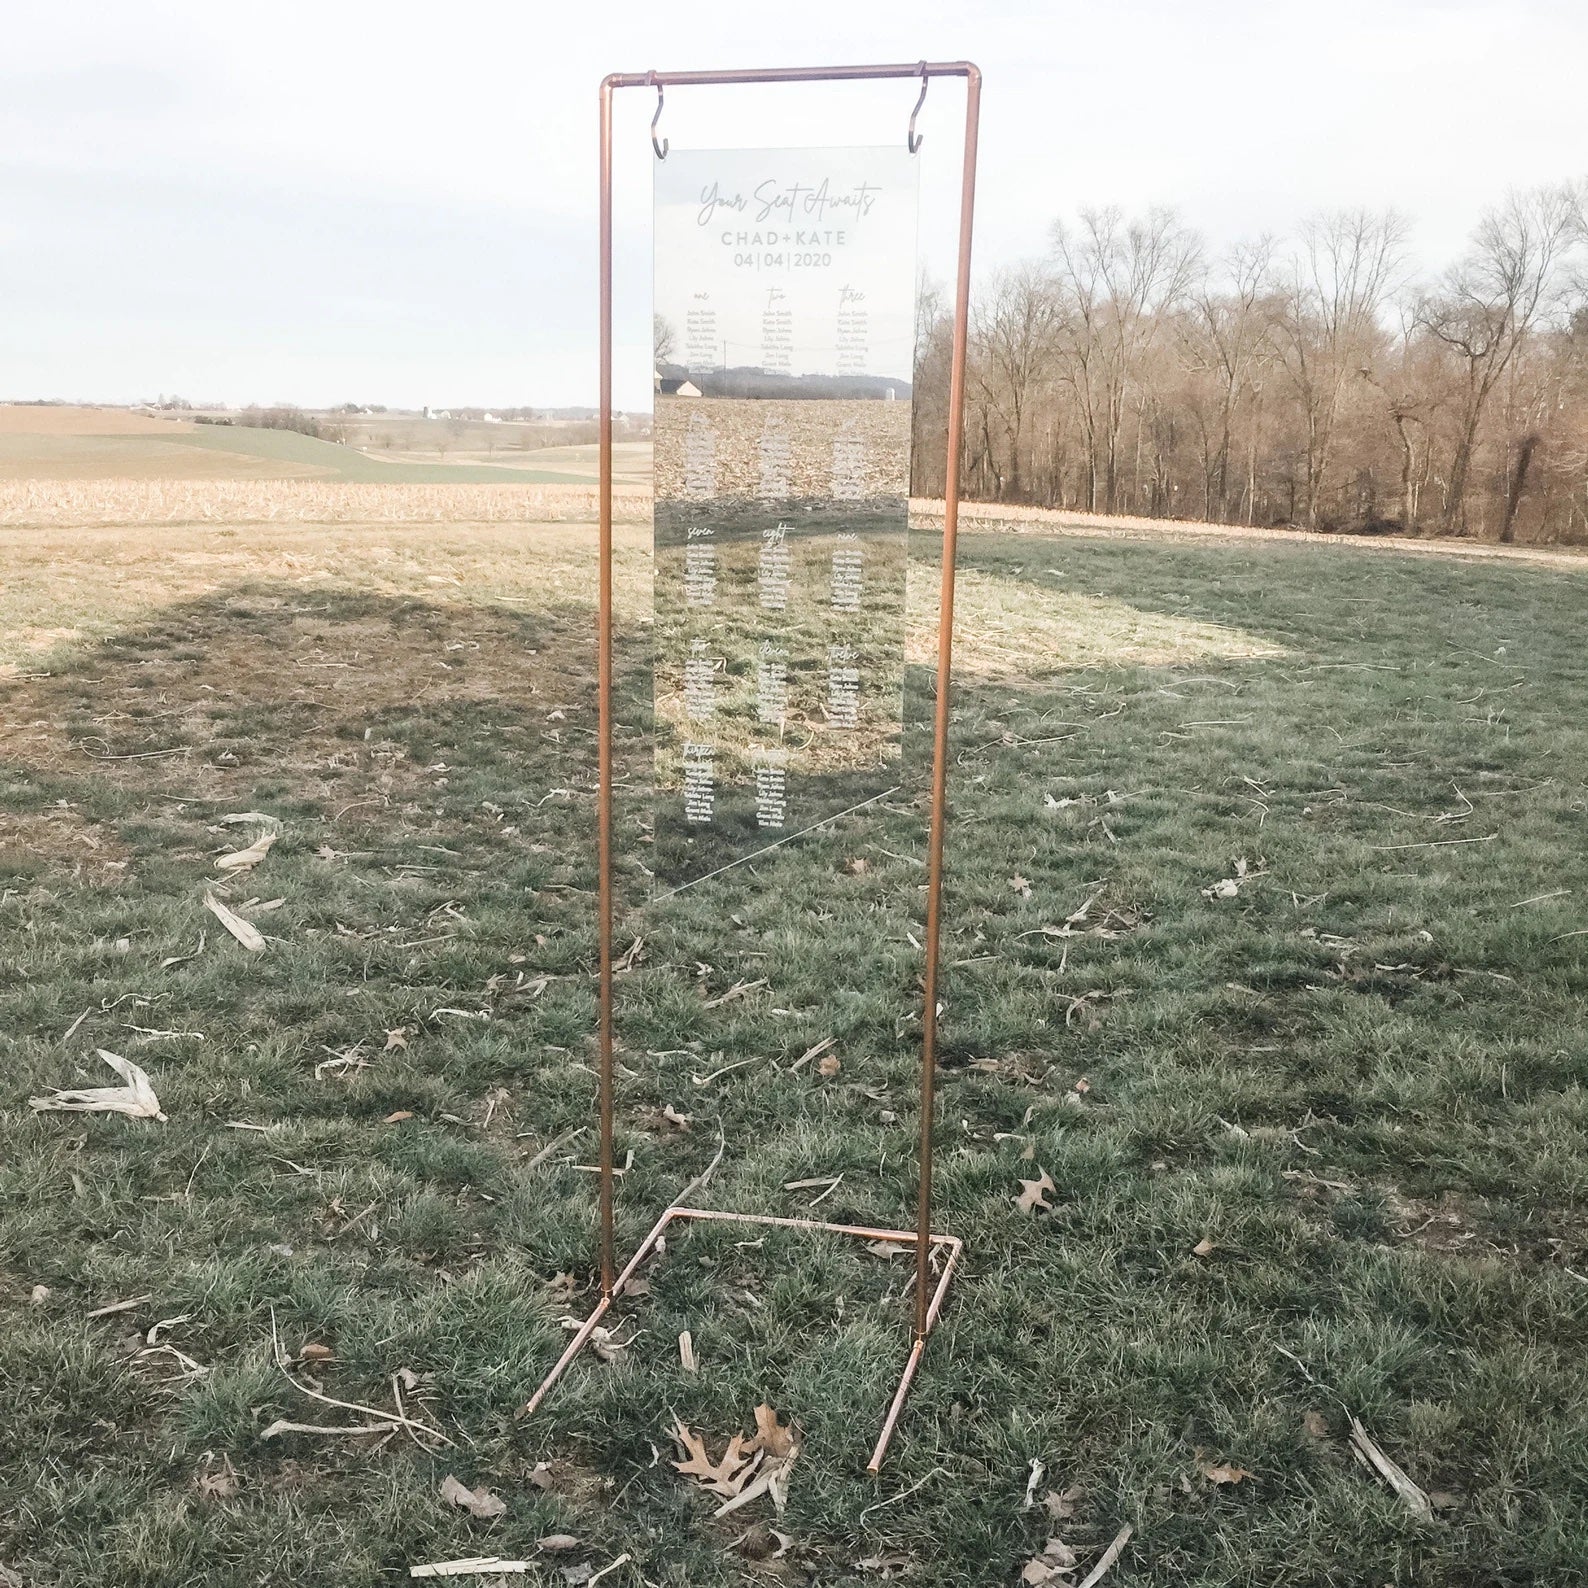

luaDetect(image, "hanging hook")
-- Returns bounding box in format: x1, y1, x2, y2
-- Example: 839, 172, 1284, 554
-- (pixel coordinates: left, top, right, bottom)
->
648, 72, 668, 160
907, 62, 929, 153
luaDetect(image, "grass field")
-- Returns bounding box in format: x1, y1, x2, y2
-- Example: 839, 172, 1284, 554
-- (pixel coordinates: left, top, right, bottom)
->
0, 406, 596, 486
3, 489, 1588, 1587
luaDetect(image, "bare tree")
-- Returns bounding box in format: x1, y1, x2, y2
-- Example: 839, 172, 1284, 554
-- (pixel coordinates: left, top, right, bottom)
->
1050, 207, 1202, 512
913, 185, 1588, 544
1418, 185, 1575, 535
969, 265, 1062, 500
1273, 209, 1407, 527
1178, 237, 1278, 521
654, 314, 678, 365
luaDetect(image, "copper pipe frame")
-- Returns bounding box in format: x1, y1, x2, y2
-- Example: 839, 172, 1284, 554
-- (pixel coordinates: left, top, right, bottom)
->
536, 59, 981, 1470
520, 1206, 964, 1472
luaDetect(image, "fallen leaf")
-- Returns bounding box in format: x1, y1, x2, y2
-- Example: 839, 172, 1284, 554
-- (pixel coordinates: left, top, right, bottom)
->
529, 1462, 555, 1490
297, 1342, 335, 1364
1016, 1170, 1056, 1214
539, 1534, 580, 1552
748, 1403, 797, 1459
1302, 1410, 1330, 1440
440, 1473, 508, 1520
790, 1036, 835, 1072
196, 1454, 240, 1501
865, 1239, 910, 1259
1022, 1456, 1046, 1510
1010, 874, 1033, 898
1196, 1453, 1253, 1485
1042, 1484, 1083, 1521
30, 1050, 167, 1122
1347, 1416, 1432, 1519
203, 893, 267, 953
384, 1028, 410, 1052
384, 1110, 415, 1124
670, 1416, 758, 1498
817, 1053, 842, 1079
845, 856, 869, 875
1191, 1237, 1216, 1258
662, 1103, 692, 1131
30, 1284, 51, 1306
1019, 1534, 1079, 1587
216, 830, 277, 872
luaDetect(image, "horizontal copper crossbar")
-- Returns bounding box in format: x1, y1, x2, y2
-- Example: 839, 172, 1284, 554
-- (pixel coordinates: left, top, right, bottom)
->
604, 62, 977, 89
518, 1206, 962, 1473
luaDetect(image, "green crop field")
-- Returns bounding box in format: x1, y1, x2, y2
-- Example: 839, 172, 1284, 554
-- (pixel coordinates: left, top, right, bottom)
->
2, 507, 1587, 1587
0, 407, 593, 486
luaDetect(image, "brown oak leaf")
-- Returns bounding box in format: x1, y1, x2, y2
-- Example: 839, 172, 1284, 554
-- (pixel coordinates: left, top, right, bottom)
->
670, 1416, 759, 1498
1016, 1170, 1056, 1214
440, 1472, 507, 1518
749, 1403, 797, 1459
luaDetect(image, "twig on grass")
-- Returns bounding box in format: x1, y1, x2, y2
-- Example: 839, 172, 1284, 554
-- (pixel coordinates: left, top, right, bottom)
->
1274, 1345, 1431, 1520
670, 1119, 727, 1209
85, 1293, 153, 1319
267, 1308, 452, 1448
858, 1464, 945, 1524
691, 1055, 759, 1087
521, 1126, 586, 1171
1369, 833, 1497, 852
1511, 889, 1569, 908
261, 1418, 399, 1440
788, 1036, 834, 1073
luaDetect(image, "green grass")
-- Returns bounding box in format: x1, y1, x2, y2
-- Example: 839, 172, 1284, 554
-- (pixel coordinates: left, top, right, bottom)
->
169, 425, 594, 484
3, 525, 1588, 1586
0, 425, 593, 484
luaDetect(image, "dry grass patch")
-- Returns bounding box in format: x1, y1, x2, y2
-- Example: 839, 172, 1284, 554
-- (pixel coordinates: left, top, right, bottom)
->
0, 520, 655, 677
905, 564, 1286, 680
0, 480, 648, 531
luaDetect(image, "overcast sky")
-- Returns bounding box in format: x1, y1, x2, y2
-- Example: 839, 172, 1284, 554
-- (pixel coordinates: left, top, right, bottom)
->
4, 0, 1585, 411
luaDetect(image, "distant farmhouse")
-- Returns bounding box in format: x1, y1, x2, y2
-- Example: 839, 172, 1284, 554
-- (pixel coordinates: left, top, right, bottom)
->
654, 373, 702, 398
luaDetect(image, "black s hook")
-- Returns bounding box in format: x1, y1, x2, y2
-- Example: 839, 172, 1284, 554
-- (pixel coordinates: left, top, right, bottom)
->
907, 61, 928, 153
649, 72, 668, 160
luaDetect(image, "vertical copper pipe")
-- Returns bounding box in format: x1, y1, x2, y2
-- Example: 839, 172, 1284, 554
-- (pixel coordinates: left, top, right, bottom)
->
913, 66, 981, 1340
596, 76, 617, 1299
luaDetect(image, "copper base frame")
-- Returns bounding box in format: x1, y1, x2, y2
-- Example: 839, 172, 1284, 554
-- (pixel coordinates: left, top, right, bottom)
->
521, 59, 981, 1472
521, 1208, 963, 1473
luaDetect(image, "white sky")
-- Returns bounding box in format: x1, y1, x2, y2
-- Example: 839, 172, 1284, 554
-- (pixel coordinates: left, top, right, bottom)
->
3, 0, 1585, 412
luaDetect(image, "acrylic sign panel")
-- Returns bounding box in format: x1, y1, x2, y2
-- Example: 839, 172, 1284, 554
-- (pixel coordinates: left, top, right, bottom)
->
653, 146, 918, 890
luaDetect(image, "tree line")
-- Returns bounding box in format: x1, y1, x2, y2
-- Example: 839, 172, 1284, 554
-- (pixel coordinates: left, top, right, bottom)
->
911, 186, 1588, 542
